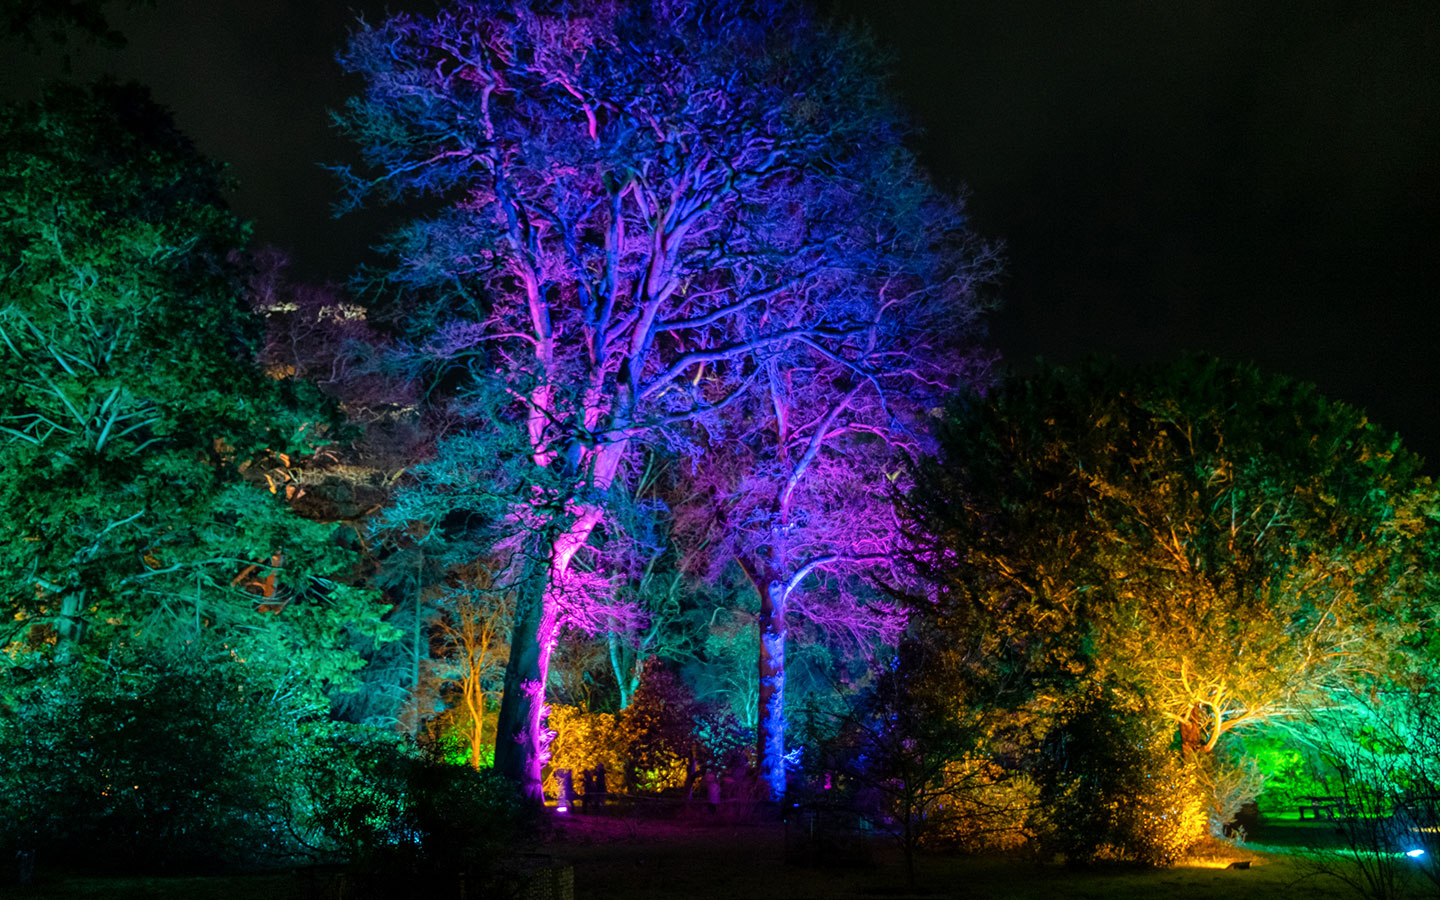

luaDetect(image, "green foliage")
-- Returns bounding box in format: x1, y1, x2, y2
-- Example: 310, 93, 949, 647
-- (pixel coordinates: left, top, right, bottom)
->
1247, 733, 1327, 817
1031, 688, 1207, 867
430, 715, 496, 770
298, 729, 537, 892
0, 82, 384, 684
0, 649, 323, 873
1288, 687, 1440, 900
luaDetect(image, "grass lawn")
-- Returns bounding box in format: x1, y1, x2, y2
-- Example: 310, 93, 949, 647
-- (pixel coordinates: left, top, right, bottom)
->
542, 815, 1364, 900
0, 815, 1376, 900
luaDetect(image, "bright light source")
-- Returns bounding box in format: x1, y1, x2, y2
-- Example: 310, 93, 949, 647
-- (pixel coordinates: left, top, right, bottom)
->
556, 804, 569, 814
1406, 849, 1425, 858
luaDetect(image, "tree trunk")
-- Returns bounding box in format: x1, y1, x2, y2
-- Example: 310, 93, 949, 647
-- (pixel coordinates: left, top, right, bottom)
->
757, 576, 788, 801
464, 673, 484, 771
608, 631, 636, 710
492, 568, 553, 801
492, 506, 607, 801
55, 591, 87, 663
1179, 707, 1205, 755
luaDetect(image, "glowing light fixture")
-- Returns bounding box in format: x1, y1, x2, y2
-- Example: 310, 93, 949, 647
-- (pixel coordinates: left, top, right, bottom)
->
1406, 849, 1426, 858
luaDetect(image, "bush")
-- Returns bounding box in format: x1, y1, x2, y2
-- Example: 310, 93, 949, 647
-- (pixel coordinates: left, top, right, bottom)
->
1031, 688, 1206, 867
545, 704, 625, 799
0, 650, 536, 885
546, 666, 753, 799
298, 730, 537, 894
0, 653, 310, 874
619, 667, 701, 792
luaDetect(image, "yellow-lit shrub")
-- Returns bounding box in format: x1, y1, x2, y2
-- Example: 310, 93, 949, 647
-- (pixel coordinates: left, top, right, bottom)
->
543, 705, 625, 799
1033, 688, 1207, 867
922, 760, 1037, 853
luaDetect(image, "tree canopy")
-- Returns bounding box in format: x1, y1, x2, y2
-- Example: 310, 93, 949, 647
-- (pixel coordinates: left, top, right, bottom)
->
0, 82, 382, 686
335, 0, 996, 797
899, 357, 1439, 753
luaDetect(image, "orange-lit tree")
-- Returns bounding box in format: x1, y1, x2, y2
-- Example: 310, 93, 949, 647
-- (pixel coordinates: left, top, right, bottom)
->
430, 566, 512, 770
900, 357, 1438, 763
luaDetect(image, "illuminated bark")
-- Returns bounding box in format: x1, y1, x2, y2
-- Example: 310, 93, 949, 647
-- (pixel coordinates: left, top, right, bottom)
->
338, 0, 995, 794
757, 576, 788, 801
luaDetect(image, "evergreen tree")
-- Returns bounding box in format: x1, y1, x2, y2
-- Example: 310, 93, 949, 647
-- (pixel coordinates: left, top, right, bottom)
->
0, 82, 384, 686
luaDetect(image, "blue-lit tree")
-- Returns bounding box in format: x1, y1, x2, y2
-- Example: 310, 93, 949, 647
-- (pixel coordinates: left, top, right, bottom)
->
675, 167, 997, 797
334, 0, 994, 799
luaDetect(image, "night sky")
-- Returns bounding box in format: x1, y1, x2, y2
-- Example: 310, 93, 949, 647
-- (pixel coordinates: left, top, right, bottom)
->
4, 1, 1437, 466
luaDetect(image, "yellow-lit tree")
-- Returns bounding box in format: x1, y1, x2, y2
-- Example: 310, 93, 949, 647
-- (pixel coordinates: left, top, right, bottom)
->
900, 357, 1438, 757
430, 566, 511, 770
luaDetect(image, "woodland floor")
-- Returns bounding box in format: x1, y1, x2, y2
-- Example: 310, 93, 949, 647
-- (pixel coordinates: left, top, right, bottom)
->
0, 816, 1380, 900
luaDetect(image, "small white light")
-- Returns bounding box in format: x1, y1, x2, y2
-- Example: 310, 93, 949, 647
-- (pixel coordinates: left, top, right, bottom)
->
556, 804, 569, 814
1406, 849, 1425, 858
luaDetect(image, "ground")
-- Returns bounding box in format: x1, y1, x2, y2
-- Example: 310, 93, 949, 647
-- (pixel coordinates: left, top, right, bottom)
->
544, 815, 1361, 900
0, 817, 1375, 899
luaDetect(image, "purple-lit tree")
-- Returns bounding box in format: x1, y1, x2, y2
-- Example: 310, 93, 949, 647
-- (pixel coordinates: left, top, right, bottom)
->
677, 210, 997, 796
334, 0, 993, 799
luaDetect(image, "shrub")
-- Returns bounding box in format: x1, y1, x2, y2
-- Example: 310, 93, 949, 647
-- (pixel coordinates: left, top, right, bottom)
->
296, 726, 537, 895
0, 649, 536, 885
545, 705, 625, 798
1031, 688, 1206, 867
619, 667, 701, 791
0, 653, 309, 874
1195, 745, 1264, 836
545, 667, 752, 798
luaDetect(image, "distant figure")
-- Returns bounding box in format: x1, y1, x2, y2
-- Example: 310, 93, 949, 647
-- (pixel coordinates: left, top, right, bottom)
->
582, 763, 608, 810
556, 769, 576, 812
704, 769, 721, 813
15, 849, 33, 885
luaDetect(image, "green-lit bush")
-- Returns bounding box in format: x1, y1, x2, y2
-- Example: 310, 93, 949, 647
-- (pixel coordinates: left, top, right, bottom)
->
1031, 688, 1206, 867
0, 652, 310, 873
298, 728, 537, 895
0, 646, 539, 883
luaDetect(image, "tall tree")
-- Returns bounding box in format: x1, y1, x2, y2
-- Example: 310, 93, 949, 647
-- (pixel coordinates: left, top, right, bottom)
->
677, 167, 996, 796
335, 0, 992, 798
0, 82, 382, 685
899, 358, 1438, 758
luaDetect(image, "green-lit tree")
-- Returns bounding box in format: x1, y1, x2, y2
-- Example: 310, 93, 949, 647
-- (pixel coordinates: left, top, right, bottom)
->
0, 82, 384, 684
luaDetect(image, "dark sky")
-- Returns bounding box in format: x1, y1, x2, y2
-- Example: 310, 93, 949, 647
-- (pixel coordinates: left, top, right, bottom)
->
4, 1, 1438, 466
